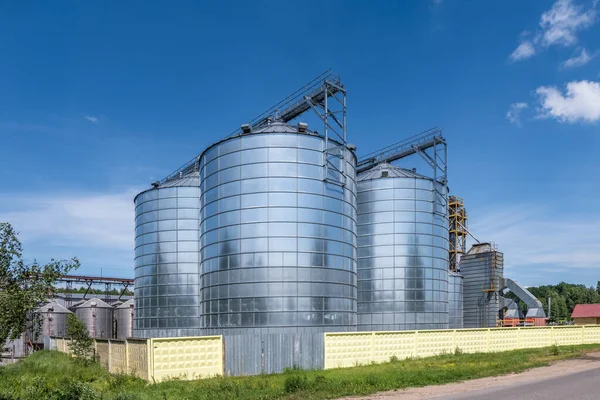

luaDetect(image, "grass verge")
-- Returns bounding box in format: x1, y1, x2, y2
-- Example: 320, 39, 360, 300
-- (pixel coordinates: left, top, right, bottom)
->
1, 344, 599, 400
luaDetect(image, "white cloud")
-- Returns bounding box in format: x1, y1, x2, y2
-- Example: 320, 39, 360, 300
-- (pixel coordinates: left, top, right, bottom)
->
509, 0, 597, 61
506, 102, 529, 126
469, 204, 600, 273
85, 116, 98, 123
561, 48, 595, 68
0, 190, 136, 251
510, 41, 536, 61
540, 0, 596, 47
536, 80, 600, 122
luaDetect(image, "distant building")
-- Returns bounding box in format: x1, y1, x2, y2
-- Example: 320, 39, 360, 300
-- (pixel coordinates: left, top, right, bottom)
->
571, 304, 600, 325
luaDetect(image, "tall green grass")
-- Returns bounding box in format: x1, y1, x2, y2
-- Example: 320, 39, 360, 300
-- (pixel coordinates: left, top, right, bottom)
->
1, 344, 599, 400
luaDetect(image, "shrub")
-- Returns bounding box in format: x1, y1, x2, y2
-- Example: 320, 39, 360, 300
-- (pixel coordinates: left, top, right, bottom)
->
364, 374, 380, 387
66, 314, 94, 362
54, 381, 99, 400
284, 375, 308, 393
389, 355, 399, 363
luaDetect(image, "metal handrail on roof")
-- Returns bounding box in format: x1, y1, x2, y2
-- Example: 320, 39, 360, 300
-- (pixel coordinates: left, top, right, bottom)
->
356, 127, 444, 174
160, 70, 342, 186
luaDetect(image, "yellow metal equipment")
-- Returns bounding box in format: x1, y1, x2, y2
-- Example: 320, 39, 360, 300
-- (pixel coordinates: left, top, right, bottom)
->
448, 196, 468, 271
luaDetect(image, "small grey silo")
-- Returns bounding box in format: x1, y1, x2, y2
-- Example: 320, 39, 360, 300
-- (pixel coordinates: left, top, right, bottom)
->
34, 302, 73, 339
460, 243, 504, 328
114, 300, 134, 339
74, 298, 114, 338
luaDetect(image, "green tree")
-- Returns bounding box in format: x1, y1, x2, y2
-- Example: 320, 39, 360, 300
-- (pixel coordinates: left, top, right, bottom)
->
0, 222, 79, 343
66, 313, 94, 361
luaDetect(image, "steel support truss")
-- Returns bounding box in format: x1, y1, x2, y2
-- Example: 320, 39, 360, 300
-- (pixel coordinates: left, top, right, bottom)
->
304, 79, 347, 187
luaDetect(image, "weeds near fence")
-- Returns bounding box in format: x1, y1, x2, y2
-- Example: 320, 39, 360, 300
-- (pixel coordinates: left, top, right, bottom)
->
1, 344, 600, 400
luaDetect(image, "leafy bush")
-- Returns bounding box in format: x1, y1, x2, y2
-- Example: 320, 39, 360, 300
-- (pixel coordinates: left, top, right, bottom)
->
54, 381, 99, 400
364, 374, 381, 387
66, 314, 94, 362
284, 374, 308, 393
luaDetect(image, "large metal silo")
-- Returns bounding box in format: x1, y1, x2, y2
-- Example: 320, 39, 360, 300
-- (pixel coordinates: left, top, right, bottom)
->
133, 171, 201, 338
34, 302, 72, 339
356, 163, 449, 331
74, 298, 113, 338
199, 121, 358, 334
448, 271, 463, 329
114, 300, 134, 339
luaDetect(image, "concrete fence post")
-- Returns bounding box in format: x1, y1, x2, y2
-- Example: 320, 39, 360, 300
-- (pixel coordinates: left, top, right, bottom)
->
108, 340, 113, 373
370, 332, 375, 363
147, 338, 154, 381
414, 331, 419, 358
452, 329, 456, 351
125, 339, 130, 374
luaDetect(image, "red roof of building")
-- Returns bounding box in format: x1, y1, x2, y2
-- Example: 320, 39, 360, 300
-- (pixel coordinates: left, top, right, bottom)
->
571, 304, 600, 318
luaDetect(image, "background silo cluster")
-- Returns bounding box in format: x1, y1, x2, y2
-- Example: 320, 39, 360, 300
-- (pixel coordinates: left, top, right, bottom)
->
132, 124, 457, 338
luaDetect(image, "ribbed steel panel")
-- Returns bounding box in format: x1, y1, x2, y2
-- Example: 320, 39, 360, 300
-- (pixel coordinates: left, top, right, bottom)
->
356, 163, 449, 331
74, 298, 114, 338
461, 245, 503, 328
133, 172, 202, 338
199, 123, 357, 334
223, 332, 324, 376
114, 300, 134, 339
1, 334, 28, 362
449, 272, 463, 329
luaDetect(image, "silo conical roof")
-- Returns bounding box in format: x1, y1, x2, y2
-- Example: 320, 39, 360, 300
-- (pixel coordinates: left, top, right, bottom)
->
357, 163, 429, 181
116, 299, 134, 309
35, 302, 73, 314
75, 297, 113, 309
159, 170, 200, 188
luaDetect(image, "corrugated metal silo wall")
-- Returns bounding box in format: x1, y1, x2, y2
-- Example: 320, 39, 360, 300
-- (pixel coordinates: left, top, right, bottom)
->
115, 306, 134, 339
448, 272, 463, 329
1, 334, 28, 361
75, 307, 114, 338
223, 332, 324, 376
198, 130, 357, 335
461, 251, 504, 328
133, 175, 202, 338
40, 312, 70, 338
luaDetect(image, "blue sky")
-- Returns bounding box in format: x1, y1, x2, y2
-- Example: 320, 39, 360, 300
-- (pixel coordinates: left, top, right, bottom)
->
1, 0, 599, 286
